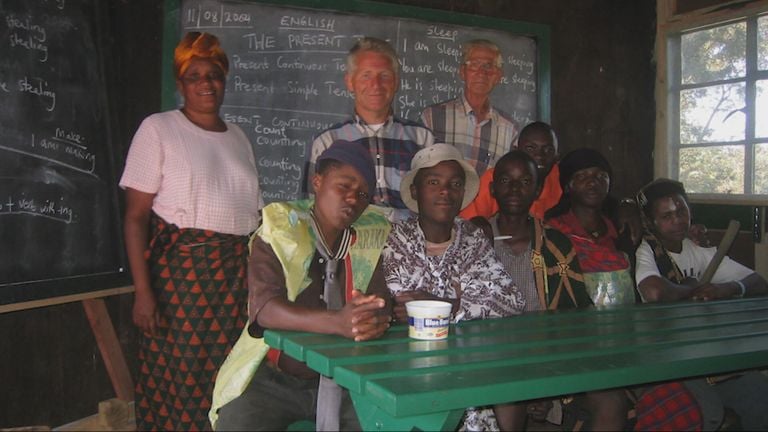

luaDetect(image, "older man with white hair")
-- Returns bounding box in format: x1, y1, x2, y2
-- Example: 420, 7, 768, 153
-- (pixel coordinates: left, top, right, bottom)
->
420, 39, 519, 179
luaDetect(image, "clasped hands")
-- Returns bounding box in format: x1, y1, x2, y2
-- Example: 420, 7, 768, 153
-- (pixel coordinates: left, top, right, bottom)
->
336, 289, 392, 342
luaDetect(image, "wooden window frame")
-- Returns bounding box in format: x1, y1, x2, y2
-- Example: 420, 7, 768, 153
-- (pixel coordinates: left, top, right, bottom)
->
655, 0, 768, 205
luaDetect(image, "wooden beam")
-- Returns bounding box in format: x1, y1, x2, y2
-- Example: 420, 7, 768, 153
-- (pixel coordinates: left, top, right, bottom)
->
55, 400, 136, 431
664, 0, 768, 30
82, 298, 134, 402
654, 0, 673, 179
0, 286, 135, 314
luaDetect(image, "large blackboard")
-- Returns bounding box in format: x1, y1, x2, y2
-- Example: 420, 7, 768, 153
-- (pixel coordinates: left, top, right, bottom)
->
0, 0, 127, 305
164, 0, 550, 203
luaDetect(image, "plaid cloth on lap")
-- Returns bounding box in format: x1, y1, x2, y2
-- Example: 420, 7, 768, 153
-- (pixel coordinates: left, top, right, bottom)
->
634, 382, 703, 431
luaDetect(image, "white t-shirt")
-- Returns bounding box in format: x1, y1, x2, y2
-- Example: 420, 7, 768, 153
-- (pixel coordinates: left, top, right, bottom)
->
119, 110, 264, 235
635, 238, 753, 294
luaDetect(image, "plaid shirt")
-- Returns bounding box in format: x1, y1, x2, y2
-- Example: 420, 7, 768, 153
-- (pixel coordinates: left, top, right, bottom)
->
419, 96, 519, 176
307, 114, 434, 213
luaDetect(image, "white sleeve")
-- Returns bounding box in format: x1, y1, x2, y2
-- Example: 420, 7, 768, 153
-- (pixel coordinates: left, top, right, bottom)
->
711, 255, 755, 284
684, 243, 754, 283
635, 240, 663, 285
119, 115, 163, 194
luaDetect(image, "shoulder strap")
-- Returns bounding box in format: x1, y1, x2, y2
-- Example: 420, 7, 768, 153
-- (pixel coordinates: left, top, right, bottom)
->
531, 219, 549, 310
643, 232, 685, 284
535, 219, 588, 310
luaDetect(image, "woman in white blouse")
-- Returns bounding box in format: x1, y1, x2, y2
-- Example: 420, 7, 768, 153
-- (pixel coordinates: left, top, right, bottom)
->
119, 32, 263, 431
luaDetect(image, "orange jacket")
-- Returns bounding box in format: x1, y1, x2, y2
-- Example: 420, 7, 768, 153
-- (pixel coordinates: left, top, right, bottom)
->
460, 164, 562, 220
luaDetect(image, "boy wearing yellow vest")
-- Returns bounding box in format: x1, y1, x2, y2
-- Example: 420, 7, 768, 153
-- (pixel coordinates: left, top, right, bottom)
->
210, 140, 392, 430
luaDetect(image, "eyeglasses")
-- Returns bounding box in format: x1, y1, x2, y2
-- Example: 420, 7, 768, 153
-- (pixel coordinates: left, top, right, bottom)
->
463, 60, 499, 72
180, 71, 225, 84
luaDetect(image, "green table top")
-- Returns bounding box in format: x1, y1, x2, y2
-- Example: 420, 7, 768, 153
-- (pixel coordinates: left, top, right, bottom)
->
265, 298, 768, 430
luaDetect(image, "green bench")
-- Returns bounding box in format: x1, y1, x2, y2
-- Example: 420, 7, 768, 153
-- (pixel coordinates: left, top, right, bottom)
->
265, 298, 768, 431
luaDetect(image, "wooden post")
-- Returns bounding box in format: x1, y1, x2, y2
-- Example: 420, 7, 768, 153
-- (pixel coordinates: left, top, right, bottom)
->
82, 298, 134, 402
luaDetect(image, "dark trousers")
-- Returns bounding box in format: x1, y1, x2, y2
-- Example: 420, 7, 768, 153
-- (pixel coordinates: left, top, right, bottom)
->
215, 362, 361, 431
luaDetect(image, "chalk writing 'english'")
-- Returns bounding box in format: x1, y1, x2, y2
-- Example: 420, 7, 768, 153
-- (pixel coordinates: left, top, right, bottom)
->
279, 15, 335, 32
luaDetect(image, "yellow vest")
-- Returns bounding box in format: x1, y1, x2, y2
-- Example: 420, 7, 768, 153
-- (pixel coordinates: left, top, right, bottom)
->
209, 200, 390, 428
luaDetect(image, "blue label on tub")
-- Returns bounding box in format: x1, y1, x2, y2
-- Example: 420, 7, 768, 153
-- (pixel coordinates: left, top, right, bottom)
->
409, 316, 450, 329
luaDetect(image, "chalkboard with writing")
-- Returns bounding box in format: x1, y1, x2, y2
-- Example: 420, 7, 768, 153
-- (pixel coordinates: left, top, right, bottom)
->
0, 0, 126, 305
164, 0, 550, 203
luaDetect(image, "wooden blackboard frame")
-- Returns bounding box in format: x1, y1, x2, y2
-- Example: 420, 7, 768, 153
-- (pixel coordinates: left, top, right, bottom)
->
0, 0, 131, 309
160, 0, 551, 117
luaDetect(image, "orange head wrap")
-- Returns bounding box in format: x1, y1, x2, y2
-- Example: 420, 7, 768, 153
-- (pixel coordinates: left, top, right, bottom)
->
174, 32, 229, 79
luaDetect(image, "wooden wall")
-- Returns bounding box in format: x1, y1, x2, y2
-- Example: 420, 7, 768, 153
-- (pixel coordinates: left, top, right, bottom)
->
0, 0, 656, 427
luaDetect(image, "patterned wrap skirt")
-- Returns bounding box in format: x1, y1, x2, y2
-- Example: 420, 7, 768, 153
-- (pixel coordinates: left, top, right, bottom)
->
135, 214, 249, 431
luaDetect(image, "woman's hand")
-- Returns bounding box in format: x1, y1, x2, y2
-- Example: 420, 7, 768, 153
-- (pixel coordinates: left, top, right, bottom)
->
124, 187, 159, 337
133, 289, 161, 337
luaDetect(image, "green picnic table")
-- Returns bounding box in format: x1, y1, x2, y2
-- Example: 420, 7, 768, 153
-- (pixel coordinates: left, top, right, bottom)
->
264, 298, 768, 431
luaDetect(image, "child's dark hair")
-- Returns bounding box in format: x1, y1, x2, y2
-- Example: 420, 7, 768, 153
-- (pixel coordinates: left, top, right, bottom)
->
493, 150, 541, 188
544, 148, 613, 220
636, 178, 688, 219
518, 121, 558, 151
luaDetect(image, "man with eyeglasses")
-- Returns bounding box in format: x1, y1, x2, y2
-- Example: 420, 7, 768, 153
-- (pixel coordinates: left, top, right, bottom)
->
419, 39, 519, 180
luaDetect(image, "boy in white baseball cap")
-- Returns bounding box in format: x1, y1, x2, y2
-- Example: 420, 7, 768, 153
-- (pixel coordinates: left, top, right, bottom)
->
383, 143, 525, 431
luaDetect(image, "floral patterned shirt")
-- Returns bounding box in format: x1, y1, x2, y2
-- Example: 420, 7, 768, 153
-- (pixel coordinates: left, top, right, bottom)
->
383, 216, 525, 320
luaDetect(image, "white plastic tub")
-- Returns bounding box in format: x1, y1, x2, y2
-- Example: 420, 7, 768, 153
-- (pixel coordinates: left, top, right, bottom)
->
405, 300, 452, 340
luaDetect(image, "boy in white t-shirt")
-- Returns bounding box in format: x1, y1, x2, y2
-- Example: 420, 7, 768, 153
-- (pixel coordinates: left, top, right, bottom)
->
634, 178, 767, 303
634, 178, 768, 431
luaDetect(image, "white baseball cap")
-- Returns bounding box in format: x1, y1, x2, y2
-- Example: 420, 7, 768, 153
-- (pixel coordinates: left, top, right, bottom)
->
400, 143, 480, 213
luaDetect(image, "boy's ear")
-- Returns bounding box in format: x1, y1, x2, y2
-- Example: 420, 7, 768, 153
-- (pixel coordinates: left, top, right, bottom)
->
311, 173, 322, 194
